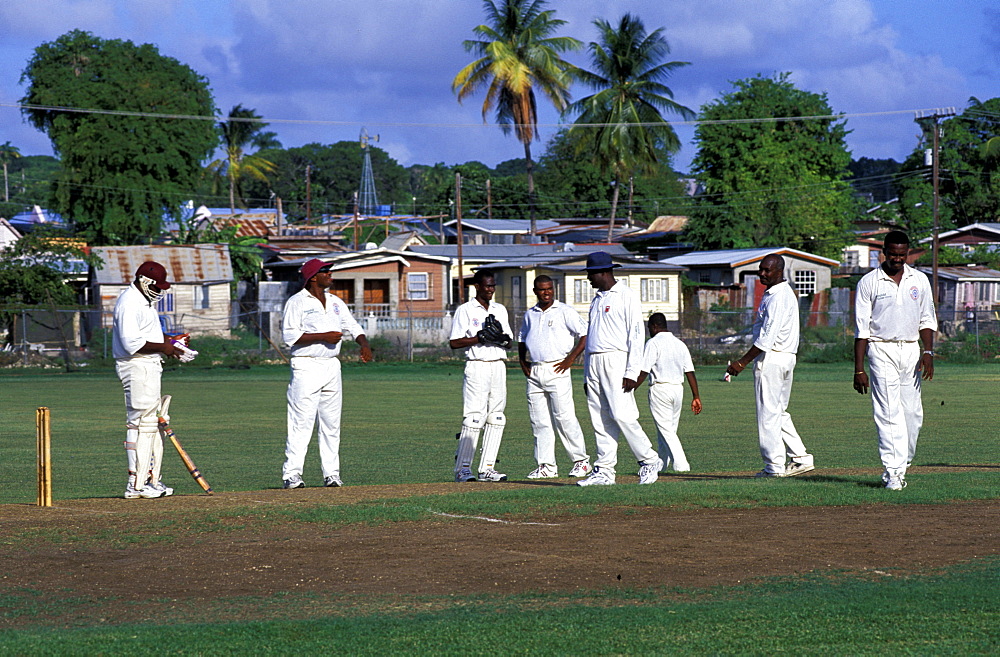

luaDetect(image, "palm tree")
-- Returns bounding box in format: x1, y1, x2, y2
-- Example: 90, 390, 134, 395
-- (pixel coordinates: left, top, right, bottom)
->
453, 0, 580, 238
0, 141, 21, 203
567, 14, 694, 242
208, 105, 280, 214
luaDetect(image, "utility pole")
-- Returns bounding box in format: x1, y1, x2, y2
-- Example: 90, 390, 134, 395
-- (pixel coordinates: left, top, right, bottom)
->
305, 164, 312, 223
486, 178, 492, 220
353, 191, 360, 251
455, 172, 464, 304
915, 108, 956, 306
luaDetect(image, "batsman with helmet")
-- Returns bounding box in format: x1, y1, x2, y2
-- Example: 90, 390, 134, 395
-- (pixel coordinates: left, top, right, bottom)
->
449, 269, 514, 482
112, 261, 187, 499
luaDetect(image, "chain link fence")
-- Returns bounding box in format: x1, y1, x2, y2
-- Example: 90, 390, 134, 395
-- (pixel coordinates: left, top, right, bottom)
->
2, 303, 998, 367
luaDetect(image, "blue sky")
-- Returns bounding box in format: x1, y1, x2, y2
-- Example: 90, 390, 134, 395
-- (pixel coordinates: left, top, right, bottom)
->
1, 0, 997, 176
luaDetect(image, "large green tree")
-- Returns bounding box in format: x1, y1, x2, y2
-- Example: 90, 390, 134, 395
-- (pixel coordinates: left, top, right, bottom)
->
245, 142, 411, 220
895, 97, 1000, 236
207, 105, 280, 214
20, 30, 217, 244
453, 0, 581, 237
566, 13, 694, 241
687, 73, 855, 258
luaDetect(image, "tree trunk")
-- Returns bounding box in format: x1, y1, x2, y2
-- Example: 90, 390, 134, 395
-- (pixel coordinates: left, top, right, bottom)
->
524, 141, 536, 240
229, 169, 236, 215
2, 162, 7, 203
606, 176, 620, 243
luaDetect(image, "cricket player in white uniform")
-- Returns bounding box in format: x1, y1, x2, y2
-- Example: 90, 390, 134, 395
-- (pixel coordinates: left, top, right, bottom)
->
853, 231, 936, 491
635, 313, 702, 473
113, 261, 182, 499
578, 252, 663, 486
727, 254, 814, 477
517, 275, 591, 479
449, 269, 514, 483
281, 259, 372, 489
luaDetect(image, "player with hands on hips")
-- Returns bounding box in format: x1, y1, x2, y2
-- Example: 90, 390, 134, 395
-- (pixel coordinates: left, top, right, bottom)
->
577, 251, 663, 487
281, 259, 373, 490
726, 254, 814, 478
112, 261, 184, 499
518, 275, 592, 480
634, 313, 701, 473
449, 269, 513, 483
853, 230, 936, 491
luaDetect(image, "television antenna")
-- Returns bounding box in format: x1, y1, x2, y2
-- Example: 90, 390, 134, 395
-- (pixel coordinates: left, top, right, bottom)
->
359, 128, 380, 216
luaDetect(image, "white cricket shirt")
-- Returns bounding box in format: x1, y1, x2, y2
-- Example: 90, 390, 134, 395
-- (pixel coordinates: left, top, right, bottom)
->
855, 264, 937, 341
585, 280, 645, 379
752, 280, 800, 354
282, 287, 365, 358
641, 331, 695, 385
450, 298, 512, 361
112, 284, 165, 360
519, 300, 586, 363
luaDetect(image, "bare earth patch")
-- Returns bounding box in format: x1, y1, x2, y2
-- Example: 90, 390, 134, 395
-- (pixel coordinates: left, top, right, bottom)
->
1, 469, 996, 628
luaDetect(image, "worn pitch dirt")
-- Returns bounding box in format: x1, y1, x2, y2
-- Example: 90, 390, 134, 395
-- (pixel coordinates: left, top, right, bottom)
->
1, 470, 997, 627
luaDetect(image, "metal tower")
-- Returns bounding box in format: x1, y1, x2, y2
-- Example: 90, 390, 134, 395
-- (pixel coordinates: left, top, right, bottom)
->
358, 128, 380, 216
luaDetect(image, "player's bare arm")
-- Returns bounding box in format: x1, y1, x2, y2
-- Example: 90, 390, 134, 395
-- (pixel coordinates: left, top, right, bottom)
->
727, 345, 763, 377
917, 328, 935, 380
554, 336, 586, 373
356, 335, 373, 363
853, 338, 870, 394
517, 342, 531, 377
686, 371, 702, 414
295, 331, 343, 346
138, 340, 181, 359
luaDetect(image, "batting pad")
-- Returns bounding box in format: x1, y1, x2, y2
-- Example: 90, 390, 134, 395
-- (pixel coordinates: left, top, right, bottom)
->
455, 414, 483, 471
479, 412, 506, 471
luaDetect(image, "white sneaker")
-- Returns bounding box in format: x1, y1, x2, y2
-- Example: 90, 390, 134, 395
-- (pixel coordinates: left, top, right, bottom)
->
577, 467, 615, 486
527, 464, 558, 479
124, 480, 165, 499
148, 480, 174, 497
283, 474, 305, 489
568, 460, 592, 478
455, 468, 476, 482
478, 468, 508, 482
784, 462, 815, 477
324, 475, 343, 487
754, 469, 785, 478
638, 458, 663, 485
885, 476, 906, 491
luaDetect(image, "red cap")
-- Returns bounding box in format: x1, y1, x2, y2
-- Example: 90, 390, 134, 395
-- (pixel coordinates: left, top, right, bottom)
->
300, 258, 331, 282
135, 261, 171, 289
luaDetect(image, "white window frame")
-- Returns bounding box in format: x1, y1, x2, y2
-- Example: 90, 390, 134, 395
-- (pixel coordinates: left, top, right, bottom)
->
640, 278, 668, 303
573, 279, 590, 304
406, 272, 430, 301
193, 284, 210, 310
793, 270, 817, 296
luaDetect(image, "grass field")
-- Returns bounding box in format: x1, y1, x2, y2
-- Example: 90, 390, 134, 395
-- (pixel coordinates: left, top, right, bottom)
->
1, 361, 998, 654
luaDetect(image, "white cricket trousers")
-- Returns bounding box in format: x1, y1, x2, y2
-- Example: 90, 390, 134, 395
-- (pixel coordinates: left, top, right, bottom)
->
753, 351, 812, 474
526, 362, 588, 467
284, 356, 343, 480
116, 357, 163, 478
585, 351, 657, 473
867, 341, 923, 477
648, 382, 690, 471
463, 360, 507, 418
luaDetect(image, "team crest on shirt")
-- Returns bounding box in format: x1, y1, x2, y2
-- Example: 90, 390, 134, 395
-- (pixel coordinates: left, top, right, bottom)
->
604, 305, 610, 313
334, 304, 340, 315
472, 318, 480, 327
909, 286, 919, 300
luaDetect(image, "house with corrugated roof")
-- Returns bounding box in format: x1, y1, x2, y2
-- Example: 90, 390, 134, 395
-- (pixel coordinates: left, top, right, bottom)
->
658, 247, 840, 310
484, 251, 687, 333
90, 244, 234, 337
918, 265, 1000, 323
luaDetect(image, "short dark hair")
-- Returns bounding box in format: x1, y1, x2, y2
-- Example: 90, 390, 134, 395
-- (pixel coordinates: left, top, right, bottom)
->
472, 269, 495, 285
533, 274, 553, 287
883, 230, 910, 250
762, 253, 785, 271
648, 312, 668, 329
